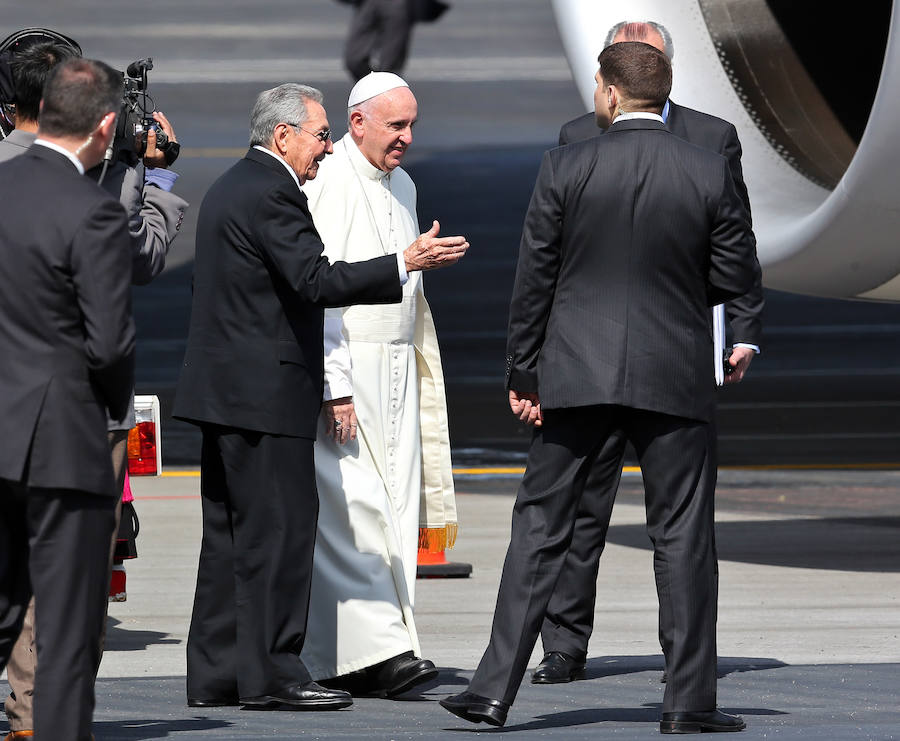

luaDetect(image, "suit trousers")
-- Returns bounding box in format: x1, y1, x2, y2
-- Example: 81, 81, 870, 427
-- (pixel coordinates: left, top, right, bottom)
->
0, 478, 117, 741
4, 429, 130, 731
467, 405, 719, 713
186, 424, 317, 701
540, 423, 719, 663
344, 0, 413, 80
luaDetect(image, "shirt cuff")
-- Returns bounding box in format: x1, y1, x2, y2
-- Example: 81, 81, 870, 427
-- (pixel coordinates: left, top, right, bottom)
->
145, 167, 178, 192
733, 342, 760, 354
396, 251, 408, 285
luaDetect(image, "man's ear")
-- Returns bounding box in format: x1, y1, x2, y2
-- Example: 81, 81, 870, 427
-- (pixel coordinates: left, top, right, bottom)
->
99, 111, 116, 139
348, 110, 365, 135
272, 122, 291, 155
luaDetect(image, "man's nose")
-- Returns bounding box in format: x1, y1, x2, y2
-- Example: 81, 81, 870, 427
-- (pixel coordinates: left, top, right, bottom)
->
324, 138, 334, 154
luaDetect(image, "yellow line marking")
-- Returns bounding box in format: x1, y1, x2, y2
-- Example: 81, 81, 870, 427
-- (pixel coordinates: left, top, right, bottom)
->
157, 462, 900, 478
720, 462, 900, 470
179, 147, 247, 159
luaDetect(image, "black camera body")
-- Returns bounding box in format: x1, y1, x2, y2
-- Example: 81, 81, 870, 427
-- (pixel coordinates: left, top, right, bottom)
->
114, 57, 178, 167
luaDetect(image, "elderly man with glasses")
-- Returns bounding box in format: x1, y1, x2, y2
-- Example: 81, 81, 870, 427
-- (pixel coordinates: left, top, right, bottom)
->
173, 82, 468, 711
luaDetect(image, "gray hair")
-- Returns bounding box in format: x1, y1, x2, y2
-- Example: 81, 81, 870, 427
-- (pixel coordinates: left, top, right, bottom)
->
249, 83, 324, 147
346, 97, 377, 126
604, 21, 674, 60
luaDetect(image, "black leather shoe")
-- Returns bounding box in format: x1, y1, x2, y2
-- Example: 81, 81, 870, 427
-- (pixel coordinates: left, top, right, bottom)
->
187, 696, 239, 707
661, 670, 668, 683
440, 691, 509, 727
660, 709, 746, 734
531, 651, 586, 684
372, 652, 439, 698
240, 681, 353, 710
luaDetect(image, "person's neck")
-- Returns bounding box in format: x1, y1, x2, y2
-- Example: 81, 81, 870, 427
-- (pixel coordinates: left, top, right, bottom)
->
36, 131, 98, 170
14, 118, 39, 134
349, 133, 389, 173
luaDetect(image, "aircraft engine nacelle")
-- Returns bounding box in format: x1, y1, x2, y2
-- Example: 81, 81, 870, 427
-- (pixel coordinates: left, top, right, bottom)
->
552, 0, 900, 300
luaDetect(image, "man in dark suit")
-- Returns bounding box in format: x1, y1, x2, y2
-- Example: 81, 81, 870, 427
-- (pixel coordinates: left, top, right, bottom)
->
342, 0, 448, 81
534, 20, 765, 688
441, 42, 757, 733
173, 82, 467, 711
0, 57, 135, 741
0, 37, 189, 737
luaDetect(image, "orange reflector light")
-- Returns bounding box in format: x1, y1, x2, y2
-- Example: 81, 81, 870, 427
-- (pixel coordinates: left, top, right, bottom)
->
127, 395, 162, 476
127, 421, 157, 475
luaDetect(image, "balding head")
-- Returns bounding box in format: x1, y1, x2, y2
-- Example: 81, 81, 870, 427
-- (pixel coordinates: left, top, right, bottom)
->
606, 21, 673, 59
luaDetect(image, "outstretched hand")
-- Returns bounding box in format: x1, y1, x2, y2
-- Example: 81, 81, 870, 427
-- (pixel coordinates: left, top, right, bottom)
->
404, 220, 469, 272
509, 389, 542, 427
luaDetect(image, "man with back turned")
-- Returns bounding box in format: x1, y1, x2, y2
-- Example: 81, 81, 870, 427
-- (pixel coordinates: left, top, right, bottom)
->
441, 42, 757, 733
173, 83, 467, 710
534, 20, 765, 692
0, 57, 135, 741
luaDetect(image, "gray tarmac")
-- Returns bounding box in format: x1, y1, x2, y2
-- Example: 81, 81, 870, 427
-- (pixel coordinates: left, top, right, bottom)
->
3, 468, 898, 739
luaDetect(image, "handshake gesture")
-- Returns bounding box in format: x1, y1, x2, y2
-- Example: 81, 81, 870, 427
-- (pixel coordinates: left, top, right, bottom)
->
404, 220, 469, 272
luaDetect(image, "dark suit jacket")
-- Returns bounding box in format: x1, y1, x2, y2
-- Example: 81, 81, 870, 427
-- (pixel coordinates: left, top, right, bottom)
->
506, 118, 759, 422
0, 145, 135, 495
173, 148, 403, 439
559, 104, 764, 346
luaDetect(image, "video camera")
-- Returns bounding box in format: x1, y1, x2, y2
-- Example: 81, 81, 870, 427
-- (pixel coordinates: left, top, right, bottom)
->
0, 27, 178, 167
114, 56, 179, 167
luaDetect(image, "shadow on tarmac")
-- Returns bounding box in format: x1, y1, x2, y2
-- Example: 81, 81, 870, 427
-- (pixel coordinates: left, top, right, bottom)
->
606, 516, 900, 572
581, 654, 788, 681
105, 617, 181, 652
92, 718, 231, 739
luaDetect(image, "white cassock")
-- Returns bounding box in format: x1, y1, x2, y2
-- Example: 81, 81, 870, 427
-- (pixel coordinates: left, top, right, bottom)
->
300, 134, 456, 679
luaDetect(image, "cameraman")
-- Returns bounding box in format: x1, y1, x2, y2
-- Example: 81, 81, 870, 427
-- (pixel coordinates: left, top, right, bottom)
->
0, 37, 187, 741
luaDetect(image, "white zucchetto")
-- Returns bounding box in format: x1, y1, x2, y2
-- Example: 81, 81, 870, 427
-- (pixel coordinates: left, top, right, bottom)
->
347, 71, 410, 108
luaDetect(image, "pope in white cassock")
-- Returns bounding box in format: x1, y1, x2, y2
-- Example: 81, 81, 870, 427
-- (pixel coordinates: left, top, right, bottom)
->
300, 72, 458, 698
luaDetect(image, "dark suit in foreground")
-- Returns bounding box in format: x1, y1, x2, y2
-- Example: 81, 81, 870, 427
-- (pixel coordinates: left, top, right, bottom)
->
0, 144, 135, 739
464, 118, 758, 716
541, 103, 764, 666
173, 147, 402, 703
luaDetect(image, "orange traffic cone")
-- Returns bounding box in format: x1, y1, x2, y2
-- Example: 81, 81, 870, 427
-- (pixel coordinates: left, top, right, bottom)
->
416, 547, 472, 579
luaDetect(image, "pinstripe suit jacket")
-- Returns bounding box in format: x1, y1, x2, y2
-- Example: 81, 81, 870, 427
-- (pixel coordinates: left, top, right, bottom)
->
558, 103, 764, 347
505, 118, 759, 422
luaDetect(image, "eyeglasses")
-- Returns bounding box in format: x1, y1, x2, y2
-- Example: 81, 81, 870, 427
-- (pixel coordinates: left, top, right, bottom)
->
285, 123, 332, 142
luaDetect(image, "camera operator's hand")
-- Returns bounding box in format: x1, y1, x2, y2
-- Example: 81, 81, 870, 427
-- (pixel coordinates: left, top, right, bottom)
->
142, 111, 177, 169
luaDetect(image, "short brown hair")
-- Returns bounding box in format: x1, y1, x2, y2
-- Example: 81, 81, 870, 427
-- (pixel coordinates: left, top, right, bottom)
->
38, 57, 122, 138
597, 41, 672, 111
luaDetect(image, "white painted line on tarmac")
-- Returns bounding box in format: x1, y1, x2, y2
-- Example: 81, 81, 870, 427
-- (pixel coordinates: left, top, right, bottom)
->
145, 57, 573, 83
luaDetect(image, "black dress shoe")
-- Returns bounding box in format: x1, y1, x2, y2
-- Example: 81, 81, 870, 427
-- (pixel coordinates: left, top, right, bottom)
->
187, 696, 239, 707
660, 709, 746, 734
371, 652, 439, 698
240, 681, 353, 710
440, 691, 509, 727
531, 651, 586, 684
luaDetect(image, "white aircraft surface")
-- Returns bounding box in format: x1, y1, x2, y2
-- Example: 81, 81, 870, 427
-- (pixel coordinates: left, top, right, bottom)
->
552, 0, 900, 300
